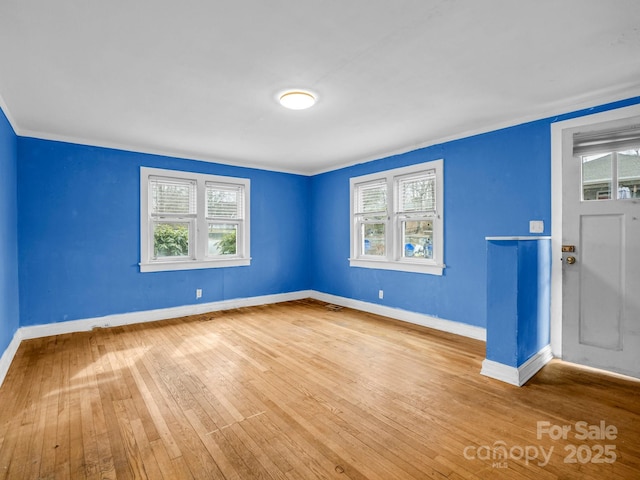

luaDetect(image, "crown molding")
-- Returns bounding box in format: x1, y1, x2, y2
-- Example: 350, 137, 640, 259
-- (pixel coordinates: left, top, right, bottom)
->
0, 92, 19, 134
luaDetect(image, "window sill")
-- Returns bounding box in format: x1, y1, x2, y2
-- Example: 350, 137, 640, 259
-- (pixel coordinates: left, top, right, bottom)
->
349, 258, 444, 276
140, 257, 251, 273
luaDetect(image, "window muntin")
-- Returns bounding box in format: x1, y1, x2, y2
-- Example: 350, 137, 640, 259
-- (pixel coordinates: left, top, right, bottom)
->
350, 160, 444, 275
140, 167, 250, 272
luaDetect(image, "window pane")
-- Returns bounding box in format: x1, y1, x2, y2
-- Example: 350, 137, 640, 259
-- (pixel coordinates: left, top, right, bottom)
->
362, 223, 385, 256
618, 149, 640, 199
208, 223, 238, 255
398, 173, 435, 213
582, 153, 612, 201
402, 220, 433, 259
153, 222, 190, 258
151, 178, 196, 214
207, 184, 243, 218
356, 181, 387, 215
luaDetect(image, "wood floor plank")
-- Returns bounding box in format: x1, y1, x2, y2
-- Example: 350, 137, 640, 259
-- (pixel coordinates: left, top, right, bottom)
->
135, 353, 227, 478
78, 337, 101, 480
36, 338, 63, 479
0, 341, 44, 480
54, 336, 75, 480
125, 354, 183, 460
1, 299, 639, 479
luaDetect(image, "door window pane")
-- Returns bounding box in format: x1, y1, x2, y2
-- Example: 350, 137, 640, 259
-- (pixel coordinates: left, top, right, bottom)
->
208, 223, 237, 255
153, 222, 190, 258
362, 223, 385, 256
617, 149, 640, 199
402, 220, 433, 259
582, 153, 612, 201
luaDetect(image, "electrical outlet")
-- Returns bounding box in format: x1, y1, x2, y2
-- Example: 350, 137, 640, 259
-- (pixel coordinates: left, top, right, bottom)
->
196, 288, 202, 299
379, 290, 384, 299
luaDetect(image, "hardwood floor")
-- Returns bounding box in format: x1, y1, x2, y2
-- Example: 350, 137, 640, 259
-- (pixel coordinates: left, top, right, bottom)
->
0, 299, 638, 479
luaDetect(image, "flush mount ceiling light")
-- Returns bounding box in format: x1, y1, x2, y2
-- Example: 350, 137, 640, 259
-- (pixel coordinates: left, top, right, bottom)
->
278, 90, 317, 110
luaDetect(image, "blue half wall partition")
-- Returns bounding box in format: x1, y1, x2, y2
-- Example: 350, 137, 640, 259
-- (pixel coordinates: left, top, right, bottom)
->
17, 138, 311, 327
484, 238, 551, 366
0, 107, 19, 355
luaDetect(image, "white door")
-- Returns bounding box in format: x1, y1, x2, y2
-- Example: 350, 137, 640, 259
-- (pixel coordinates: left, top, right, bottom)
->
562, 117, 640, 378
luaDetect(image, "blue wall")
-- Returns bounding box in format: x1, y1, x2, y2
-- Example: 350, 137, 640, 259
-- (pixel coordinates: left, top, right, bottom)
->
311, 121, 551, 328
5, 96, 640, 338
17, 138, 311, 326
0, 107, 19, 354
310, 97, 640, 329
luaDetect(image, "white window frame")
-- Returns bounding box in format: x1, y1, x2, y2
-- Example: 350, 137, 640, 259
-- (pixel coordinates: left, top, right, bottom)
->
349, 160, 444, 275
140, 167, 250, 272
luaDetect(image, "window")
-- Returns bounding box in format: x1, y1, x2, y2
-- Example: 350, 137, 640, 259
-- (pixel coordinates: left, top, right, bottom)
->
580, 150, 640, 200
574, 124, 640, 201
140, 167, 250, 272
350, 160, 444, 275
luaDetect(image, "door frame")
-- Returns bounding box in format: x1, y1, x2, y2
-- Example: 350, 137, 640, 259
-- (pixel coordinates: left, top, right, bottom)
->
550, 103, 640, 359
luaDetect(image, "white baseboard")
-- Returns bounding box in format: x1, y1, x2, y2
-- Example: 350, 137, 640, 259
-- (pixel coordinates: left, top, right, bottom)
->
0, 329, 23, 387
11, 291, 487, 344
0, 292, 303, 387
1, 288, 487, 387
309, 291, 486, 341
481, 345, 553, 386
18, 290, 314, 340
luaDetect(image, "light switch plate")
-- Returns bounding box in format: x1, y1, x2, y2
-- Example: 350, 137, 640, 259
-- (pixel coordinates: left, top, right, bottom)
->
529, 220, 544, 234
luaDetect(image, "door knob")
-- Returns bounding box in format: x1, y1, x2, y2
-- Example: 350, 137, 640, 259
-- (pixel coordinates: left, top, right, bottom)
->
566, 256, 576, 264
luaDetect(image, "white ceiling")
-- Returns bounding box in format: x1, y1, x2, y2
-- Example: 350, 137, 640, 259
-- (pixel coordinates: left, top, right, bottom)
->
1, 1, 640, 175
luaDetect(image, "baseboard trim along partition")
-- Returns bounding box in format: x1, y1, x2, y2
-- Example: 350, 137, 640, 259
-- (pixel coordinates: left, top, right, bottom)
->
0, 289, 486, 386
481, 345, 554, 386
